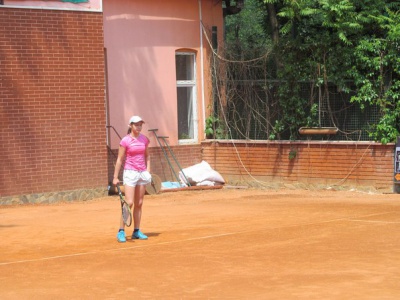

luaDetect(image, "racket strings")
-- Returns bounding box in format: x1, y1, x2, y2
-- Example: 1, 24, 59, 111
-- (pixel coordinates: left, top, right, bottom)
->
122, 203, 132, 226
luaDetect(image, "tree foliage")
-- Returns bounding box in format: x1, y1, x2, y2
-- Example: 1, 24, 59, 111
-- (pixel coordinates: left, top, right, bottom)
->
223, 0, 400, 142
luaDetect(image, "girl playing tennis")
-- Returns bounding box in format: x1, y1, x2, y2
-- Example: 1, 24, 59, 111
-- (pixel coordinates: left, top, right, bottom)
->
113, 115, 151, 243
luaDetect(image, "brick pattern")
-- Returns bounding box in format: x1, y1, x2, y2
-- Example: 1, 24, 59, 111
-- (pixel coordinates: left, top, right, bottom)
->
0, 8, 107, 197
149, 144, 203, 182
202, 140, 395, 191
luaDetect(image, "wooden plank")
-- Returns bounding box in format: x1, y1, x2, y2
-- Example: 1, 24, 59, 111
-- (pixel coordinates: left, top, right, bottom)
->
161, 185, 224, 193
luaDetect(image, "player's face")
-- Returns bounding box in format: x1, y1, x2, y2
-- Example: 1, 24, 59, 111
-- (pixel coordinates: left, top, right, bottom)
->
131, 122, 143, 133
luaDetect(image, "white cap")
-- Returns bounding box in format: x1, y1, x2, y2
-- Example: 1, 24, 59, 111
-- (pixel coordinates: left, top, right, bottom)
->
128, 116, 144, 125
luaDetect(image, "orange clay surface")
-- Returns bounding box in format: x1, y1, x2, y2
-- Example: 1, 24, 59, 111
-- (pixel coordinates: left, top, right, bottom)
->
1, 187, 400, 299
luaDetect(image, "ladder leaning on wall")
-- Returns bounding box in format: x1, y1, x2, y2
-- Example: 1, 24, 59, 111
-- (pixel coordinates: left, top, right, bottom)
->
148, 128, 191, 187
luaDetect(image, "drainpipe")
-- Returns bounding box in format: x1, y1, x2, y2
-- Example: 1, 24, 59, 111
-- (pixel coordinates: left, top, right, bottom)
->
198, 0, 206, 139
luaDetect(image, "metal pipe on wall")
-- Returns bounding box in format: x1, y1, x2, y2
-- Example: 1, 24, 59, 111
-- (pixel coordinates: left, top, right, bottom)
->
198, 0, 206, 140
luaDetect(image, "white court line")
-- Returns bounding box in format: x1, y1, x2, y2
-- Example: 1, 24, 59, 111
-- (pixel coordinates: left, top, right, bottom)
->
347, 220, 400, 224
0, 232, 243, 267
0, 211, 395, 267
344, 211, 399, 224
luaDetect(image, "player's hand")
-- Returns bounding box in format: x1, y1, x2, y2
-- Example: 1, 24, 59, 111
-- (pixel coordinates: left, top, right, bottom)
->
113, 178, 120, 186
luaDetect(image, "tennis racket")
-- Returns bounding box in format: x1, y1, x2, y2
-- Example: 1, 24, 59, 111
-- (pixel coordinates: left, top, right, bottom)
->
116, 184, 132, 227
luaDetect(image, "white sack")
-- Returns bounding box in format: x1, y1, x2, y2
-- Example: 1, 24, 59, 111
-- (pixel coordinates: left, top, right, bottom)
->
179, 160, 225, 186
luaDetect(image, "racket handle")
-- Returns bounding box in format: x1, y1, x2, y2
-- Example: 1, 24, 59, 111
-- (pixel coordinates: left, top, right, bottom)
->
116, 183, 123, 196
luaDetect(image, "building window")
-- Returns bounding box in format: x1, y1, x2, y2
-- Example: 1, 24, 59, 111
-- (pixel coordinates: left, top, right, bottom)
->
176, 52, 197, 142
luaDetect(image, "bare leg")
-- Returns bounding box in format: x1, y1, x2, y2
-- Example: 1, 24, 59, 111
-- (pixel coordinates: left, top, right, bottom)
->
133, 184, 146, 229
120, 184, 135, 229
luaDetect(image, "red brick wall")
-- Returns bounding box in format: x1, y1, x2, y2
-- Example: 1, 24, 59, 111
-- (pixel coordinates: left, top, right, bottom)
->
202, 140, 395, 192
149, 144, 203, 182
0, 8, 107, 197
108, 140, 395, 191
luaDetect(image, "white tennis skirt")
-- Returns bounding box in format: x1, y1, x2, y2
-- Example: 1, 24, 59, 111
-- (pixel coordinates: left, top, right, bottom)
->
123, 170, 152, 187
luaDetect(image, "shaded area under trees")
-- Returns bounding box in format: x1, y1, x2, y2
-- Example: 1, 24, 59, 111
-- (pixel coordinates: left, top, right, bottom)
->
209, 0, 400, 143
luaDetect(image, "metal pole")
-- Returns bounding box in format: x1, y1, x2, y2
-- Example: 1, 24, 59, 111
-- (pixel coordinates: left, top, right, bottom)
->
148, 129, 181, 184
105, 125, 122, 140
159, 136, 191, 186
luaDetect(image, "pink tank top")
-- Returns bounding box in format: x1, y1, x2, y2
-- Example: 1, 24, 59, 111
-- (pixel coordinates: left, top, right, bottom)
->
120, 134, 149, 171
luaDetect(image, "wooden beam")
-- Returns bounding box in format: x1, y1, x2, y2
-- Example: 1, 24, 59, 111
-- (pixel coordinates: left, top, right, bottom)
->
298, 127, 338, 135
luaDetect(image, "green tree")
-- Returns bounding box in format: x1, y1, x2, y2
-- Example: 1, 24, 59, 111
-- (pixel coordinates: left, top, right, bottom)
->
348, 7, 400, 143
223, 0, 400, 142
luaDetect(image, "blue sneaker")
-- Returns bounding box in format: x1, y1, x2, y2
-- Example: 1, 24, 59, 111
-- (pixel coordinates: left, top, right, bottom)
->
117, 231, 126, 243
132, 230, 148, 240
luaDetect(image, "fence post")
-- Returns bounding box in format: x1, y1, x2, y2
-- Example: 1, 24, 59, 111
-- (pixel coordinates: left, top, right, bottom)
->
394, 137, 400, 193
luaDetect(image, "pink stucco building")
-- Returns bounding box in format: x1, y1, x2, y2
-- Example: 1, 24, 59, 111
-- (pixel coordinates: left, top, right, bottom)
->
103, 0, 223, 148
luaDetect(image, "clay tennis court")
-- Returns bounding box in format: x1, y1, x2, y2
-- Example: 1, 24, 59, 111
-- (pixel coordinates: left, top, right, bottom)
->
1, 187, 400, 299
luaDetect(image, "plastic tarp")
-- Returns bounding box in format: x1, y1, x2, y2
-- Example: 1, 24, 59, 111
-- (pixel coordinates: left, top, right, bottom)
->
179, 161, 225, 187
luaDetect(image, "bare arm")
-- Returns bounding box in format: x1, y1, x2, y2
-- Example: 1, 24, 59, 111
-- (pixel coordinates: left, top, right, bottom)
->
112, 145, 126, 185
145, 146, 150, 172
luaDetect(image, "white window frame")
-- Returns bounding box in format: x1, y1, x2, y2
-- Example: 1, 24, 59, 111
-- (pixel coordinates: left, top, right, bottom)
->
176, 52, 198, 144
